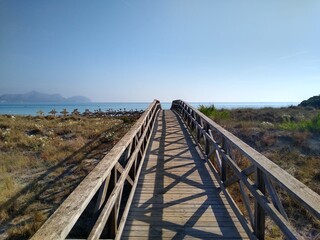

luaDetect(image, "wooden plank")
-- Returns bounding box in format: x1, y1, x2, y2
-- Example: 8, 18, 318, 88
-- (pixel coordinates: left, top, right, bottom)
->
121, 237, 249, 240
254, 168, 266, 239
127, 211, 238, 217
126, 222, 244, 229
224, 165, 255, 188
127, 217, 239, 223
94, 175, 111, 214
217, 145, 300, 239
115, 108, 160, 240
175, 100, 320, 220
123, 110, 249, 239
239, 181, 254, 228
115, 162, 133, 186
88, 105, 160, 239
121, 227, 249, 238
31, 100, 161, 240
264, 175, 288, 220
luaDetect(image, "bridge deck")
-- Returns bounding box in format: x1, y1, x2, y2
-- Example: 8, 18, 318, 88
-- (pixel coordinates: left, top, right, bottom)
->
122, 110, 249, 239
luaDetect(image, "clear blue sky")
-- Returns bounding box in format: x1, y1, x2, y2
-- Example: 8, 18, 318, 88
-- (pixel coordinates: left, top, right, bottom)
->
1, 1, 320, 102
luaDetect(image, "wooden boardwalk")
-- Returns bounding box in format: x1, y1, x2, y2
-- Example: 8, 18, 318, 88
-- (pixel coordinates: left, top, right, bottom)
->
31, 101, 320, 240
122, 110, 249, 239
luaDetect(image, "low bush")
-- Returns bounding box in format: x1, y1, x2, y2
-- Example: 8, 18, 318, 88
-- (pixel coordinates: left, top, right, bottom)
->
198, 104, 230, 122
279, 113, 320, 133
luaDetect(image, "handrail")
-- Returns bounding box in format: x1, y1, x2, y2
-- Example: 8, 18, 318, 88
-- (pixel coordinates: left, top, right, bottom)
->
32, 100, 161, 240
171, 100, 320, 240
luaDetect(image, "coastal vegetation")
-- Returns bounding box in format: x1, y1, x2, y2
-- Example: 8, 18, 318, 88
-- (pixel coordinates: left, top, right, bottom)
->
198, 104, 320, 239
0, 113, 140, 239
299, 94, 320, 109
279, 113, 320, 133
198, 104, 230, 121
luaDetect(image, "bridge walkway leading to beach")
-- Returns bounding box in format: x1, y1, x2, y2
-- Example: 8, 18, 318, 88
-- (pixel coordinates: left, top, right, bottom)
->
32, 100, 320, 240
121, 110, 248, 239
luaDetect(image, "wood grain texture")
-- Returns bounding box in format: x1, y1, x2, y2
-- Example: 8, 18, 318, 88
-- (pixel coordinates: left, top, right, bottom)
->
122, 110, 249, 239
32, 100, 319, 240
173, 100, 320, 220
172, 100, 320, 239
31, 100, 160, 240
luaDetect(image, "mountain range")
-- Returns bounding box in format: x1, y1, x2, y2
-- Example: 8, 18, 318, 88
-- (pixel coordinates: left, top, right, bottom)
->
0, 91, 91, 103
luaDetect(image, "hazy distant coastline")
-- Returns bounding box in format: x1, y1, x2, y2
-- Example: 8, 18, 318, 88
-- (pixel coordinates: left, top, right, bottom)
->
0, 102, 298, 116
0, 91, 91, 103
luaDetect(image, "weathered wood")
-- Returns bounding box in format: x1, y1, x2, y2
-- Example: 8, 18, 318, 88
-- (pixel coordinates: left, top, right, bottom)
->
200, 143, 256, 239
122, 228, 249, 238
172, 100, 319, 239
222, 149, 300, 239
224, 165, 255, 188
264, 175, 288, 220
122, 110, 249, 239
32, 99, 319, 240
173, 100, 320, 220
115, 162, 133, 186
94, 174, 111, 214
32, 100, 161, 240
88, 104, 160, 239
239, 181, 254, 228
115, 109, 159, 239
254, 168, 266, 240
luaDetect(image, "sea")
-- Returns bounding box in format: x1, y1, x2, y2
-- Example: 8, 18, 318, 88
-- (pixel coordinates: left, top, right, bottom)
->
0, 102, 299, 116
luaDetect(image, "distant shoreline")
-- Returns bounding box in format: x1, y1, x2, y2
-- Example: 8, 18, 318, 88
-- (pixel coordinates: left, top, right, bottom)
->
0, 102, 299, 116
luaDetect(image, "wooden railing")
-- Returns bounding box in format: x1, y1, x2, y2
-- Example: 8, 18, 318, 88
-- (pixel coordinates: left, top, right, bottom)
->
171, 100, 320, 240
32, 100, 161, 240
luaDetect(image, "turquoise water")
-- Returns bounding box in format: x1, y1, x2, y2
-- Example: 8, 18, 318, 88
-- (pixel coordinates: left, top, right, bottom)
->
0, 102, 298, 116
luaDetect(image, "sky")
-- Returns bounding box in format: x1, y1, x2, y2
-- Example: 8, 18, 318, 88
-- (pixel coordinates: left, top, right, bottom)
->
1, 0, 320, 103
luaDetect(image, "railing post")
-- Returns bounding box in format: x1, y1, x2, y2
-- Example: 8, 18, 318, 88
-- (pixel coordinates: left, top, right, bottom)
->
109, 167, 118, 238
221, 137, 227, 182
254, 168, 266, 239
170, 100, 320, 240
204, 123, 210, 157
196, 116, 201, 141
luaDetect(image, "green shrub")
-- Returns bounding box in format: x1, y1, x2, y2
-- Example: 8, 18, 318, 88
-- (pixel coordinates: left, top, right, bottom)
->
299, 94, 320, 109
279, 113, 320, 133
198, 104, 216, 116
308, 113, 320, 132
198, 104, 230, 122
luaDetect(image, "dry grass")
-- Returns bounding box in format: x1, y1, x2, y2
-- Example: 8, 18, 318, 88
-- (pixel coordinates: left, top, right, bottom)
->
0, 116, 121, 205
0, 114, 138, 239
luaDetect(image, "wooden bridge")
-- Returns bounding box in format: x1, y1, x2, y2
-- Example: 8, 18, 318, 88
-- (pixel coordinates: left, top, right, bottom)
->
32, 100, 320, 240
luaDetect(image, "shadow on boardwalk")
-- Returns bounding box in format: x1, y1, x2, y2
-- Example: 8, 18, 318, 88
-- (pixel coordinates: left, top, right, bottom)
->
122, 110, 248, 239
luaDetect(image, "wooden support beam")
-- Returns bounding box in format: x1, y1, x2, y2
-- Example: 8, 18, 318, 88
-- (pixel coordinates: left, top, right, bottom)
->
221, 138, 227, 182
176, 100, 320, 220
115, 162, 133, 186
254, 168, 266, 240
224, 165, 255, 188
94, 175, 111, 214
31, 100, 161, 240
264, 175, 288, 220
88, 106, 159, 240
171, 100, 306, 239
115, 110, 158, 239
239, 181, 254, 228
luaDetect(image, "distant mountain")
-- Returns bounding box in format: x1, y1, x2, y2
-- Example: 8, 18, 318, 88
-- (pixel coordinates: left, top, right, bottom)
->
66, 95, 91, 103
0, 91, 91, 103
